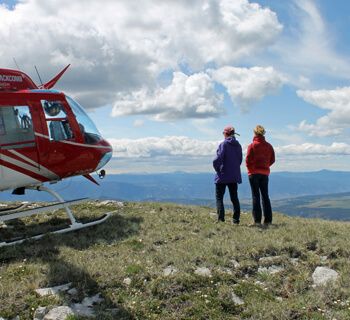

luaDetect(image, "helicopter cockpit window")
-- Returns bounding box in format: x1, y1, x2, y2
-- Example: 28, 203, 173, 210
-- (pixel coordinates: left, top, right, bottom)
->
65, 95, 102, 144
41, 100, 73, 141
42, 101, 67, 119
0, 106, 35, 148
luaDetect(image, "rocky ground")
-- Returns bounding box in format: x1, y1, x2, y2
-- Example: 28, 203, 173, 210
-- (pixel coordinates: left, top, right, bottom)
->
1, 200, 350, 319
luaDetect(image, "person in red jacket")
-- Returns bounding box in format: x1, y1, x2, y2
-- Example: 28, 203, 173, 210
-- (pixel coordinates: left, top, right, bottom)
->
246, 125, 275, 226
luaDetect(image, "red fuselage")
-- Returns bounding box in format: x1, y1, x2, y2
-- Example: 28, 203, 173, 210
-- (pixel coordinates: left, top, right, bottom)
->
0, 69, 112, 191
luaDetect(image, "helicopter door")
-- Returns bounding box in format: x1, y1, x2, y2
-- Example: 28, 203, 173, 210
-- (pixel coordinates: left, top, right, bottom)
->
0, 103, 39, 190
39, 99, 77, 175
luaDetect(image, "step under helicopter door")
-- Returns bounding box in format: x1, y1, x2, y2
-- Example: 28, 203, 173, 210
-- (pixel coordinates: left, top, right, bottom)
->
0, 97, 40, 191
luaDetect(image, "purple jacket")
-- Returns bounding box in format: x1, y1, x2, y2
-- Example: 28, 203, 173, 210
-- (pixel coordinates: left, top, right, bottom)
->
213, 136, 242, 184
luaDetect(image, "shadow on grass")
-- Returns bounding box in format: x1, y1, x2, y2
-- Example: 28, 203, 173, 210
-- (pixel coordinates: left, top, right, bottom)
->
240, 222, 288, 230
0, 213, 142, 319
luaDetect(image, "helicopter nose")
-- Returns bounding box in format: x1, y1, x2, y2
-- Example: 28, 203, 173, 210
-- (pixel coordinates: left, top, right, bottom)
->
96, 151, 112, 171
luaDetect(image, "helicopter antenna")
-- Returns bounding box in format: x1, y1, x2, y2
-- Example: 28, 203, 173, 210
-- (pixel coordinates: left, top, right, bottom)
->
13, 57, 20, 70
34, 65, 44, 86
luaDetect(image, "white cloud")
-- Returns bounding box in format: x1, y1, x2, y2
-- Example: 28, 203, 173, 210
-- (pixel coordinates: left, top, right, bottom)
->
0, 0, 282, 110
210, 66, 285, 111
109, 135, 350, 160
297, 87, 350, 137
276, 142, 350, 155
111, 72, 224, 120
108, 136, 219, 158
105, 136, 350, 173
272, 0, 350, 81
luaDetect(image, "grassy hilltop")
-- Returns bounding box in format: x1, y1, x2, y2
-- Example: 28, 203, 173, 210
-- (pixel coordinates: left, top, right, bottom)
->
1, 201, 350, 319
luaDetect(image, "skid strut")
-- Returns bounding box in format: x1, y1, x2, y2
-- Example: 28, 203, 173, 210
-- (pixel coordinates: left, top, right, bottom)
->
0, 185, 113, 247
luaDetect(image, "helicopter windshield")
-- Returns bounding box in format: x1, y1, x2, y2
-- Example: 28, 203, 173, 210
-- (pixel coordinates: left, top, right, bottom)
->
65, 96, 102, 144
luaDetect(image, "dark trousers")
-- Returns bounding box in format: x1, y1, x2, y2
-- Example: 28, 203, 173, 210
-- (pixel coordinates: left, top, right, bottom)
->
215, 183, 240, 223
248, 174, 272, 224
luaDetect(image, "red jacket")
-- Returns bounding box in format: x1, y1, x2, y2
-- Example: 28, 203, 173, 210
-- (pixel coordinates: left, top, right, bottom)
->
246, 136, 275, 176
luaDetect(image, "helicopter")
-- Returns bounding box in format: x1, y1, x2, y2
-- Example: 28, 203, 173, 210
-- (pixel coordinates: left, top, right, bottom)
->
0, 65, 113, 246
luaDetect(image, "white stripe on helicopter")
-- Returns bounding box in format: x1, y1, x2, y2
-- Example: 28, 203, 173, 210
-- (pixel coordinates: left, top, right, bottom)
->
8, 149, 59, 180
1, 153, 58, 181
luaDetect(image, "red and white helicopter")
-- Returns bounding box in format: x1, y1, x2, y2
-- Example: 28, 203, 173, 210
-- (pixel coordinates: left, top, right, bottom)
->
0, 65, 113, 246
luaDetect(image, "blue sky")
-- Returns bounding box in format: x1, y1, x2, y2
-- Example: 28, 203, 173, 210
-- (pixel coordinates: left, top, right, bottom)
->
1, 0, 350, 173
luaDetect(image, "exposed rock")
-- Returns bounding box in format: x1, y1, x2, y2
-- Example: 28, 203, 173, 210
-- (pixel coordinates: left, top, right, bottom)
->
276, 297, 283, 302
71, 304, 95, 317
123, 277, 132, 286
312, 266, 339, 287
254, 280, 264, 286
219, 267, 233, 275
97, 200, 124, 207
35, 283, 72, 297
43, 306, 74, 320
69, 294, 103, 317
33, 306, 48, 320
81, 294, 103, 307
67, 288, 78, 295
290, 258, 299, 265
194, 267, 212, 277
163, 266, 178, 276
258, 265, 284, 274
0, 222, 8, 229
231, 292, 244, 305
230, 259, 240, 268
259, 256, 283, 265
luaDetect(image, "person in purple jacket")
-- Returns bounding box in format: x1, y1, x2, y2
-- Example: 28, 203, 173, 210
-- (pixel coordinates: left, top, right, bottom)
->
213, 125, 242, 224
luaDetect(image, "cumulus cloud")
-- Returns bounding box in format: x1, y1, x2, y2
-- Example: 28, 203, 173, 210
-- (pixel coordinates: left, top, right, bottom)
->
108, 131, 350, 159
108, 136, 219, 158
0, 0, 282, 111
109, 135, 350, 160
276, 142, 350, 155
297, 87, 350, 137
112, 72, 224, 120
210, 66, 286, 111
104, 135, 350, 173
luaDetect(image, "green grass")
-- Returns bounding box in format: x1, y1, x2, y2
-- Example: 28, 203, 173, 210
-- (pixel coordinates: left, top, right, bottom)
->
1, 201, 350, 319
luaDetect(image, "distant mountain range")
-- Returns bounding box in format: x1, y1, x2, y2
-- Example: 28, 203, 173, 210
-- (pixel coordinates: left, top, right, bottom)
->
1, 170, 350, 220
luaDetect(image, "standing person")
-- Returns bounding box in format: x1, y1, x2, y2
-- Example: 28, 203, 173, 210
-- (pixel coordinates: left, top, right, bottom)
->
213, 125, 242, 224
246, 125, 275, 226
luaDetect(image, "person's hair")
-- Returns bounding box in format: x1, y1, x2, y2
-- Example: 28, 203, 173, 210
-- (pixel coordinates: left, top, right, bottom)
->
254, 125, 265, 136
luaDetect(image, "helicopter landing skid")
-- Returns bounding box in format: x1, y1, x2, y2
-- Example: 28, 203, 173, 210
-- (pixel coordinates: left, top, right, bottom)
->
0, 186, 113, 247
0, 202, 29, 214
